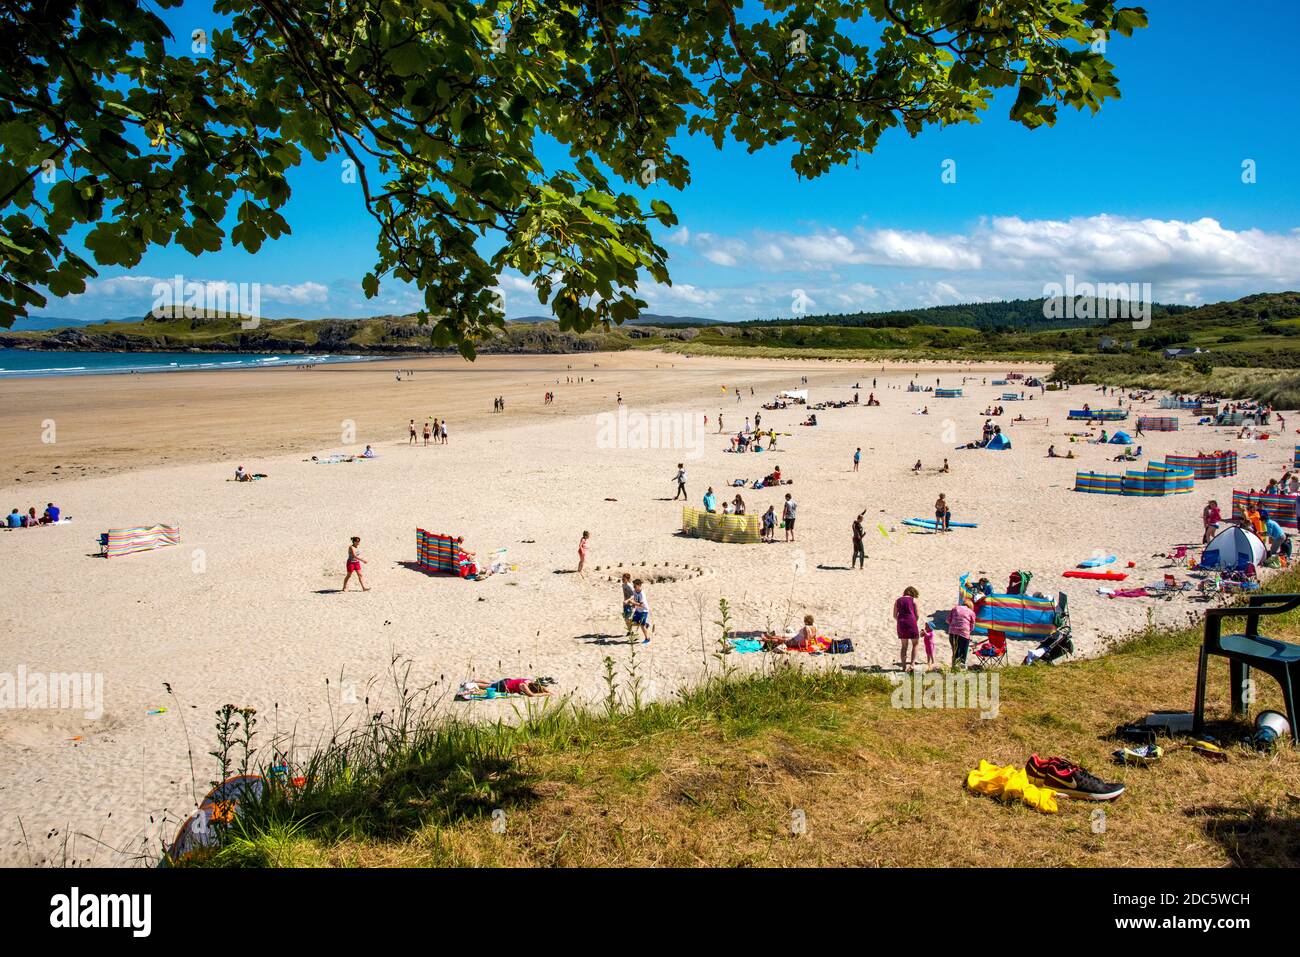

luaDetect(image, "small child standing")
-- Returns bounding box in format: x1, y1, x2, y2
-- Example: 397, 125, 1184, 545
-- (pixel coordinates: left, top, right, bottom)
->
922, 621, 936, 668
629, 579, 650, 643
620, 573, 635, 636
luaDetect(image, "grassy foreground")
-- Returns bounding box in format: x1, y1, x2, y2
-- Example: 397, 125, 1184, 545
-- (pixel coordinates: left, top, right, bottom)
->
190, 578, 1300, 868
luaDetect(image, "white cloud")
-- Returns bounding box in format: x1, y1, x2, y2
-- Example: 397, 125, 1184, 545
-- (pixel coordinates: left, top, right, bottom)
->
261, 281, 329, 304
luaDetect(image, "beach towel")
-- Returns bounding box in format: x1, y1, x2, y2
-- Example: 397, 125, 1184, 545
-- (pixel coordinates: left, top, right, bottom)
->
1104, 587, 1151, 598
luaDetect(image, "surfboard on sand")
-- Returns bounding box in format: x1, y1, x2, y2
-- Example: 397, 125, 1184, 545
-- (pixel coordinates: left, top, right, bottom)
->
902, 518, 978, 530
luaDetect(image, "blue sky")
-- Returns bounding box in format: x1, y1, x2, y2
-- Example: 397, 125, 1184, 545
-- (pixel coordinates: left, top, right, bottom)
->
37, 0, 1300, 323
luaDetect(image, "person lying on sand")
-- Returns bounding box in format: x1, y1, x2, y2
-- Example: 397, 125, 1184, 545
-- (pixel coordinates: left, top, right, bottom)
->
762, 615, 822, 652
464, 678, 553, 697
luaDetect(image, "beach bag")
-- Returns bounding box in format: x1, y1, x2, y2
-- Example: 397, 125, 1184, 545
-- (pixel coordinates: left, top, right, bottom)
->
830, 638, 854, 654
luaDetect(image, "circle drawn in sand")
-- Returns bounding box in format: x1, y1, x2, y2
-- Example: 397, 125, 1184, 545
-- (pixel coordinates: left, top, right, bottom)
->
592, 561, 714, 585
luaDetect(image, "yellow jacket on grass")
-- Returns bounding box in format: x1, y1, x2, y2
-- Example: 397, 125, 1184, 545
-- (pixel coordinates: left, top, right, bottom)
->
966, 760, 1059, 814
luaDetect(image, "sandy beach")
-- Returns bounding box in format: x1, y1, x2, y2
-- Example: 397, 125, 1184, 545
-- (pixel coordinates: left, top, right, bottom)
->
1, 350, 1294, 866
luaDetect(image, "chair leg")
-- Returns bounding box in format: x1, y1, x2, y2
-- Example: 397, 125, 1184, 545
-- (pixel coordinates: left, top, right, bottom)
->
1230, 659, 1250, 717
1193, 646, 1210, 736
1285, 665, 1299, 747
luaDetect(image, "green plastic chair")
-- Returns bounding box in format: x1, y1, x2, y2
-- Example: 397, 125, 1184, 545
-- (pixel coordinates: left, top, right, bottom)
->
1193, 594, 1300, 744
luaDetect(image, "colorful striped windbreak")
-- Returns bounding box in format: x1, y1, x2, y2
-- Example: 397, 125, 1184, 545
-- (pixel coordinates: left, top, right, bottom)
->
990, 379, 1008, 385
1165, 452, 1237, 480
958, 575, 1059, 639
1232, 491, 1300, 532
1127, 463, 1195, 496
1294, 445, 1299, 468
935, 388, 963, 398
104, 524, 180, 557
1001, 393, 1021, 401
1158, 398, 1201, 410
1068, 408, 1127, 421
1076, 471, 1125, 494
1137, 415, 1179, 432
681, 507, 761, 543
1075, 467, 1193, 496
416, 528, 473, 573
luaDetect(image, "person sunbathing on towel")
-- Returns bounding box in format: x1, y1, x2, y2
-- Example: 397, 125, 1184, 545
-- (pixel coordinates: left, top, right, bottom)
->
466, 678, 553, 697
762, 615, 822, 652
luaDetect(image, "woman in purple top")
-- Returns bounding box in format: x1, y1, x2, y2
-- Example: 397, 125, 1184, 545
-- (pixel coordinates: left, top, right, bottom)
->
893, 586, 920, 670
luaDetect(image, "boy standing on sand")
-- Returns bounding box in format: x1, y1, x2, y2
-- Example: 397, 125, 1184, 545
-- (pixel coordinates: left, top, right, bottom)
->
343, 537, 369, 591
628, 579, 651, 642
783, 493, 797, 542
853, 447, 861, 472
621, 573, 636, 635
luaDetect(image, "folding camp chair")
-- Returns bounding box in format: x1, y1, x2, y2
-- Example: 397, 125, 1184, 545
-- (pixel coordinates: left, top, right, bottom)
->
970, 632, 1008, 668
1007, 570, 1032, 595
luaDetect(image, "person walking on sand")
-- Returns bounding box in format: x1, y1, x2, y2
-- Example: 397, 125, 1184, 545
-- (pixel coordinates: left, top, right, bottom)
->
409, 419, 417, 445
423, 421, 432, 445
628, 579, 651, 642
577, 530, 590, 574
343, 536, 369, 591
852, 512, 866, 568
440, 419, 449, 444
673, 463, 688, 500
894, 586, 920, 670
783, 493, 797, 542
853, 447, 861, 472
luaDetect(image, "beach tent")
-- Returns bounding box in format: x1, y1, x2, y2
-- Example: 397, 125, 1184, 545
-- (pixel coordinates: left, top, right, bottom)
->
985, 433, 1012, 450
1108, 430, 1134, 444
166, 775, 265, 863
1200, 526, 1265, 573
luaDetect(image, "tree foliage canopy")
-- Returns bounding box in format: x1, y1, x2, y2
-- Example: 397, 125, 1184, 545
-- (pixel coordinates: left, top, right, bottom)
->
0, 0, 1147, 353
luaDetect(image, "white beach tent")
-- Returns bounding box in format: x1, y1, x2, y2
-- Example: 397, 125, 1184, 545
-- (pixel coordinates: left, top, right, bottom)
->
1200, 525, 1265, 572
780, 389, 809, 401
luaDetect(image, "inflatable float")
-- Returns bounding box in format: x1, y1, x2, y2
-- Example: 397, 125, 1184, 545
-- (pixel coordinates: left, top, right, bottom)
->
1063, 570, 1128, 581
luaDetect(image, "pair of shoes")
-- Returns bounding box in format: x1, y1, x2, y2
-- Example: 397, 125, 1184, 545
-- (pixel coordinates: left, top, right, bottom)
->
1027, 754, 1125, 800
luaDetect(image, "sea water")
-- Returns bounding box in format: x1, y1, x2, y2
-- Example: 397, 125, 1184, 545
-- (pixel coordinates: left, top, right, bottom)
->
0, 349, 374, 378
